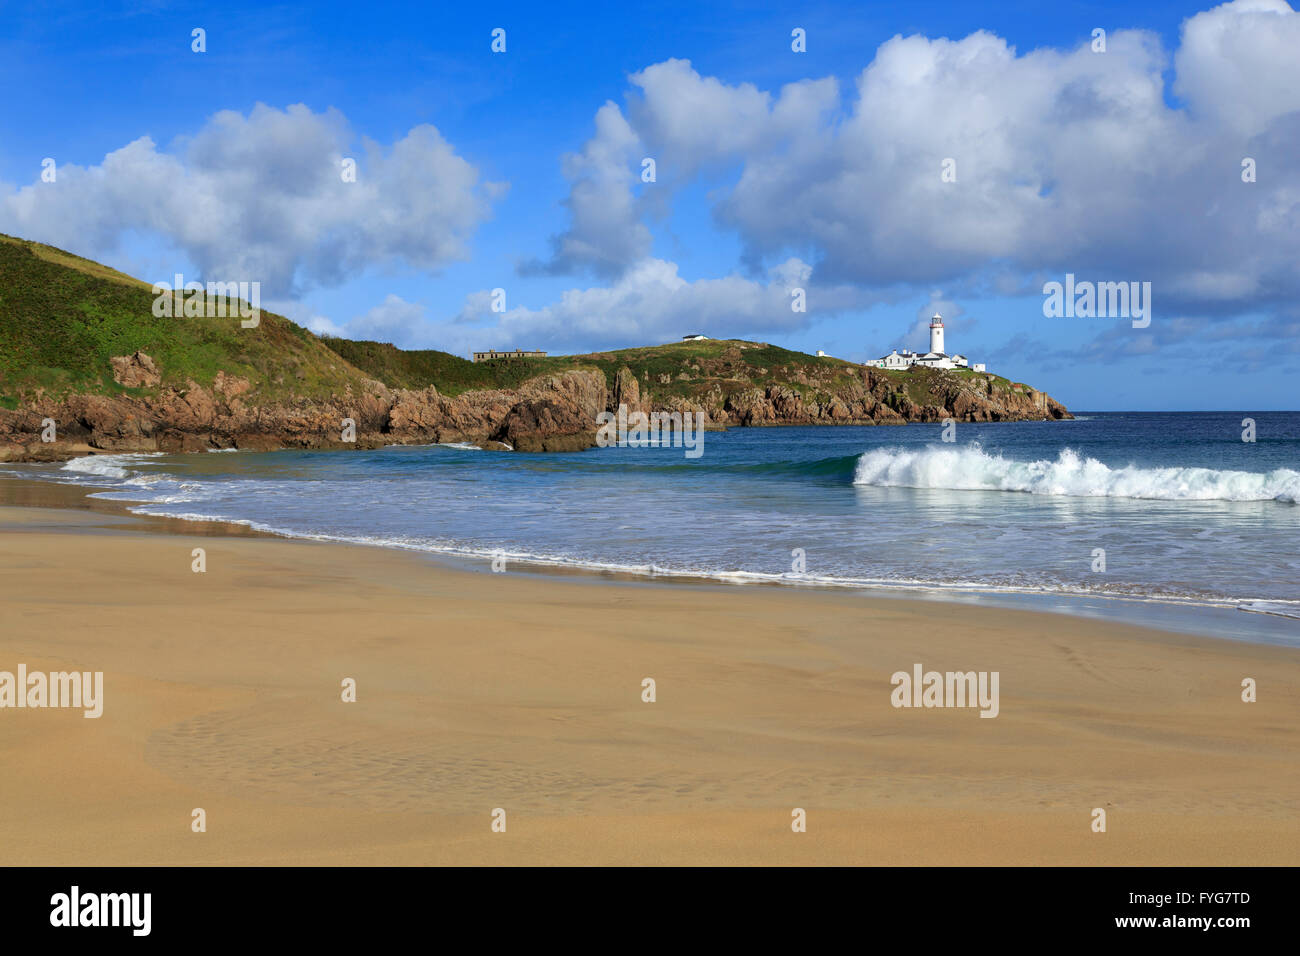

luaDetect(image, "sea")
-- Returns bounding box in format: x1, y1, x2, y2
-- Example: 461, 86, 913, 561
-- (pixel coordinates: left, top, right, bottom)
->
6, 411, 1299, 645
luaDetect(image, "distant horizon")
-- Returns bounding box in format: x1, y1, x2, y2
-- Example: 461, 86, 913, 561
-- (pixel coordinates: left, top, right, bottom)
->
1068, 409, 1300, 415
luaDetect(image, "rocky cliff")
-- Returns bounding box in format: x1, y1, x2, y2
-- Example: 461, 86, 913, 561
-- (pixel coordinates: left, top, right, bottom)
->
0, 352, 1069, 462
0, 358, 610, 460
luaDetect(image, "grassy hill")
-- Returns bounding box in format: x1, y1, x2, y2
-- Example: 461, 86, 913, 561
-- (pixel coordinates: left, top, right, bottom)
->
0, 233, 1039, 413
0, 233, 367, 408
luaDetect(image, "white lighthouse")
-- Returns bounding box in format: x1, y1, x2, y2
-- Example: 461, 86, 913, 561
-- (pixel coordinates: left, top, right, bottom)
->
929, 312, 945, 355
864, 310, 986, 372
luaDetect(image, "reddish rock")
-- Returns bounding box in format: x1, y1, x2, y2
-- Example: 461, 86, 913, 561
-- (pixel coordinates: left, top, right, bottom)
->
109, 351, 160, 388
0, 359, 1069, 462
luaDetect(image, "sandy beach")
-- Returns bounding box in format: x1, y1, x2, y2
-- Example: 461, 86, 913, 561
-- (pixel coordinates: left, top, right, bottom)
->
0, 485, 1296, 866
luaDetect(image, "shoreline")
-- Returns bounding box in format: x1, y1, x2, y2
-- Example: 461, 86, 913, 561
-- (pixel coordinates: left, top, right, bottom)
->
3, 468, 1295, 648
0, 479, 1297, 864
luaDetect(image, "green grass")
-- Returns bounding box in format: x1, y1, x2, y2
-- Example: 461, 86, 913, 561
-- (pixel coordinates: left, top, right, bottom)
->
318, 339, 595, 395
0, 234, 368, 402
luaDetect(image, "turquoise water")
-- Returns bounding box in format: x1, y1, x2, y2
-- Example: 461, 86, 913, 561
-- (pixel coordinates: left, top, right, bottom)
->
11, 411, 1300, 643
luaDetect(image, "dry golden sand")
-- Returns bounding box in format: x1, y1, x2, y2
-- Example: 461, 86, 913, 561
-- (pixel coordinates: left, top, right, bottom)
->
0, 493, 1297, 866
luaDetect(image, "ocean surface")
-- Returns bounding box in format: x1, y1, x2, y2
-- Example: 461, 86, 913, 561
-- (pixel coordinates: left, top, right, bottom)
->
6, 411, 1300, 644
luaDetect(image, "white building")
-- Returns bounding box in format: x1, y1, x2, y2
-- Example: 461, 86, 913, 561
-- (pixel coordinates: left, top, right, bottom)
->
865, 314, 986, 373
868, 348, 918, 370
471, 348, 547, 363
682, 333, 708, 341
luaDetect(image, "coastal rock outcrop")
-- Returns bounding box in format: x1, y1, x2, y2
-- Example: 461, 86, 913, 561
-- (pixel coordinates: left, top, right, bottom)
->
701, 368, 1069, 429
608, 366, 644, 415
109, 351, 161, 388
0, 355, 1071, 462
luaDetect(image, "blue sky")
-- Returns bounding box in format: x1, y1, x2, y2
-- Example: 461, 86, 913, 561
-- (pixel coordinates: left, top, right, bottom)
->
2, 0, 1298, 410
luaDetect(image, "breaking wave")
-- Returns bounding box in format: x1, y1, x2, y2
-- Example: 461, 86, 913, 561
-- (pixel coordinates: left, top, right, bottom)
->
852, 445, 1300, 503
59, 453, 162, 480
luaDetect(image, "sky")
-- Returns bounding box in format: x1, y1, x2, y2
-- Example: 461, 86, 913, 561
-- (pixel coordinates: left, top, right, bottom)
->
1, 0, 1297, 411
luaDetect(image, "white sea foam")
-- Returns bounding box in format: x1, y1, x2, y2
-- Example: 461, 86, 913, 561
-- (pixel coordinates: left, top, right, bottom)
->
1237, 601, 1300, 620
853, 445, 1300, 503
59, 453, 160, 480
97, 500, 1258, 605
60, 457, 128, 479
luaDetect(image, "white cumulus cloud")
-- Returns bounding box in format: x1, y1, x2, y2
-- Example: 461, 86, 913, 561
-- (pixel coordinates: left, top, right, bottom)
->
535, 0, 1300, 322
0, 103, 503, 297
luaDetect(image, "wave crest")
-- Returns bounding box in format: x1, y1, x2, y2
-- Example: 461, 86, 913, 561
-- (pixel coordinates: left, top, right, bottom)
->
60, 455, 135, 479
852, 445, 1300, 502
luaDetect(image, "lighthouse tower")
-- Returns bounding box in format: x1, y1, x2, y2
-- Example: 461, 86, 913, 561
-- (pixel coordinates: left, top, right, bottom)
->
929, 312, 945, 355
